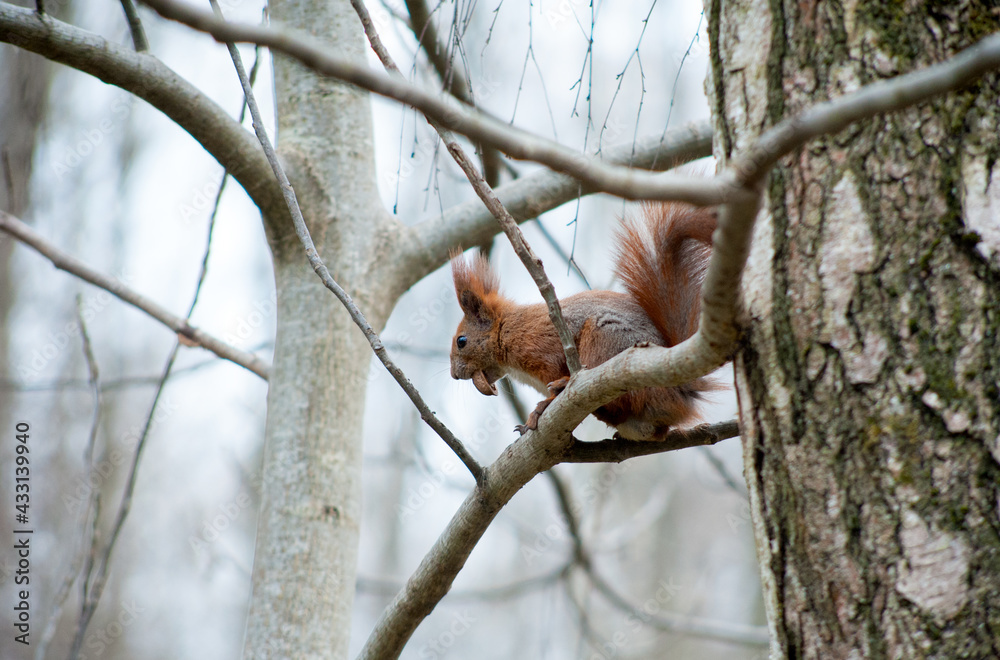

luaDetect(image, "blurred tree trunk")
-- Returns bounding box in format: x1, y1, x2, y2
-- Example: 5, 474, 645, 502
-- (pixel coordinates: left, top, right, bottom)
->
242, 1, 395, 657
0, 6, 52, 660
710, 0, 1000, 656
0, 0, 52, 390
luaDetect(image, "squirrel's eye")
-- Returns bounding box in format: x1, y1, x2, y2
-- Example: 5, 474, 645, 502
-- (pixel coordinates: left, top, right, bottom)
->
456, 335, 468, 349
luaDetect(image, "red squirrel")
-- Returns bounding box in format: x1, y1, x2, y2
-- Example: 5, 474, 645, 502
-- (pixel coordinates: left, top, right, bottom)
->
450, 202, 718, 441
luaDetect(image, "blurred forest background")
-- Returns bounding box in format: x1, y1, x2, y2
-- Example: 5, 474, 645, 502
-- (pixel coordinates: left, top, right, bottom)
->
0, 0, 765, 657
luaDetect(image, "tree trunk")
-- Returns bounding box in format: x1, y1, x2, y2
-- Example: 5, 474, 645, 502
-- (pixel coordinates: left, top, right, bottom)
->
243, 1, 394, 657
710, 0, 1000, 656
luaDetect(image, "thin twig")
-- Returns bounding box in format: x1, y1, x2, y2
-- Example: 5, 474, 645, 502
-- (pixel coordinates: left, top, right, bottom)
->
68, 343, 181, 658
544, 469, 587, 567
698, 445, 747, 496
0, 6, 287, 224
68, 122, 231, 654
403, 0, 504, 183
351, 0, 583, 374
35, 298, 105, 660
532, 218, 591, 288
583, 557, 769, 646
139, 0, 734, 205
189, 39, 261, 314
545, 466, 765, 646
119, 0, 150, 52
0, 211, 270, 380
444, 137, 583, 372
209, 0, 484, 485
141, 0, 1000, 204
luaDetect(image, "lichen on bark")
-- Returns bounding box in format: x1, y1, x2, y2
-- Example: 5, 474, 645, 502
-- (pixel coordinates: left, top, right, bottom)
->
714, 0, 1000, 656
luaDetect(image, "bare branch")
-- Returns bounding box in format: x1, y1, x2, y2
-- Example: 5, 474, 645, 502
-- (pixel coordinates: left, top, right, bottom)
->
559, 420, 741, 464
140, 0, 733, 205
351, 1, 583, 372
583, 559, 769, 646
211, 0, 484, 484
402, 122, 715, 289
144, 0, 1000, 207
0, 4, 285, 221
35, 298, 105, 660
546, 467, 766, 646
358, 423, 568, 660
68, 135, 231, 653
732, 32, 1000, 187
70, 345, 180, 657
0, 211, 271, 380
119, 0, 149, 52
698, 445, 748, 496
403, 0, 504, 183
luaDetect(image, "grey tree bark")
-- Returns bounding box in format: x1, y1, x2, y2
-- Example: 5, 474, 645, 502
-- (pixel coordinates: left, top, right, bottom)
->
4, 0, 1000, 656
242, 1, 396, 657
709, 0, 1000, 657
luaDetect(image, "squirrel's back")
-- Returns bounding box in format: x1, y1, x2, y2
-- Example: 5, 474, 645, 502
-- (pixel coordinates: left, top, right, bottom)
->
614, 202, 716, 347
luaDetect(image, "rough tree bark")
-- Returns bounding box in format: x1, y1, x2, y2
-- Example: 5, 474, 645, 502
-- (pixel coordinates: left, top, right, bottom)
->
710, 0, 1000, 657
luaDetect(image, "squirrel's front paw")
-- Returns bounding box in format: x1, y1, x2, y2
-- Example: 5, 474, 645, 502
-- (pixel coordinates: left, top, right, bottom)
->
514, 411, 540, 435
546, 376, 570, 395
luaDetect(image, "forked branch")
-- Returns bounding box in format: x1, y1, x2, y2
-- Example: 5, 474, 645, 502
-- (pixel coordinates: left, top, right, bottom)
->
0, 211, 270, 380
350, 0, 583, 374
209, 0, 484, 484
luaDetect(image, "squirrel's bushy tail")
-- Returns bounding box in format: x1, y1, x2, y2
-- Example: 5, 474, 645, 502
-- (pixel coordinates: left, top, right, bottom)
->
614, 202, 717, 347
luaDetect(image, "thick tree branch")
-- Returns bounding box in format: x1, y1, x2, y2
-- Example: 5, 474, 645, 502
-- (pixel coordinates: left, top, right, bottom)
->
400, 122, 714, 293
145, 0, 1000, 207
0, 211, 271, 379
214, 0, 484, 484
355, 32, 1000, 656
732, 32, 1000, 187
0, 4, 286, 223
140, 0, 735, 205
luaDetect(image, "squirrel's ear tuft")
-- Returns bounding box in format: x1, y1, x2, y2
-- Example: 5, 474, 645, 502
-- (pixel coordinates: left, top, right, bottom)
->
451, 251, 500, 297
451, 251, 501, 325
